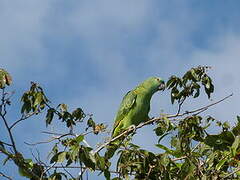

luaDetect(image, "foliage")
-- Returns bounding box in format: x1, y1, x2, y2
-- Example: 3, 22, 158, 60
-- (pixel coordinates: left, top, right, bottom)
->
0, 67, 240, 180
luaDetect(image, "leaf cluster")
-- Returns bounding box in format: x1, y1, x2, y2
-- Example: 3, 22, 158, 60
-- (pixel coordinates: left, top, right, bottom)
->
0, 68, 12, 89
166, 66, 214, 104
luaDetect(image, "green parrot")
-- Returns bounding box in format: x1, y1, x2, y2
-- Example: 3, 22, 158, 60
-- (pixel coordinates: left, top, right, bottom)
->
105, 77, 165, 158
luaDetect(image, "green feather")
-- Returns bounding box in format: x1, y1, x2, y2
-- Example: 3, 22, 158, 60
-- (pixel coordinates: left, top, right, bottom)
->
112, 77, 165, 137
105, 77, 165, 159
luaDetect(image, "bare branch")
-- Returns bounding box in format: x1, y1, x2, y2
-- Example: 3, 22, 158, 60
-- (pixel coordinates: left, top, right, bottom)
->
0, 141, 13, 147
44, 165, 122, 175
40, 162, 57, 180
176, 97, 186, 115
61, 163, 75, 179
0, 172, 13, 180
25, 133, 73, 146
179, 93, 233, 117
0, 88, 17, 154
41, 131, 66, 136
10, 111, 38, 130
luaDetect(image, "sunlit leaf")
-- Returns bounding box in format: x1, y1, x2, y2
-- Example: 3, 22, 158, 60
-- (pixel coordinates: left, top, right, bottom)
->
76, 135, 84, 144
216, 158, 228, 170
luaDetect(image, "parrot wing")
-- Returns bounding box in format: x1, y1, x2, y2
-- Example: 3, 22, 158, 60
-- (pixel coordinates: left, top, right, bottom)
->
112, 90, 137, 136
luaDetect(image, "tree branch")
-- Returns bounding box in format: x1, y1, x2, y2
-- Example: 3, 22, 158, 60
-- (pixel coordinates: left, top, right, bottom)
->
44, 165, 123, 175
0, 141, 13, 147
24, 133, 73, 146
0, 172, 13, 180
10, 111, 38, 130
0, 88, 17, 154
92, 94, 233, 155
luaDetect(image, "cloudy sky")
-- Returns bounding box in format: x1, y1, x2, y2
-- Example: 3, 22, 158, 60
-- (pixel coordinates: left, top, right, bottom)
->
1, 1, 240, 179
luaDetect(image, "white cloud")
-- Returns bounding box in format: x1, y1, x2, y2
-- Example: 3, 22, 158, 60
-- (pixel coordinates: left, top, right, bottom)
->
189, 33, 240, 123
0, 1, 72, 86
69, 0, 154, 38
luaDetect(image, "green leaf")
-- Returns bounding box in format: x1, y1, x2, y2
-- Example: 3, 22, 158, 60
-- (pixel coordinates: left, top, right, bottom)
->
206, 152, 216, 170
58, 152, 67, 162
154, 126, 165, 136
178, 160, 195, 179
204, 131, 234, 150
158, 133, 170, 143
87, 117, 95, 127
66, 159, 73, 167
76, 135, 84, 144
166, 77, 176, 89
193, 88, 200, 98
79, 146, 95, 169
191, 69, 199, 81
216, 158, 228, 170
18, 167, 32, 178
223, 122, 230, 130
237, 115, 240, 122
33, 92, 43, 107
171, 87, 179, 104
21, 100, 31, 114
72, 108, 85, 121
231, 135, 240, 156
46, 108, 55, 126
232, 116, 240, 136
24, 159, 34, 167
50, 152, 67, 163
155, 144, 175, 155
104, 170, 110, 180
69, 145, 79, 161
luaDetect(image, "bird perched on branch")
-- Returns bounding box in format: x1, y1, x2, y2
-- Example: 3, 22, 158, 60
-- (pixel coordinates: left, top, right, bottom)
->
105, 77, 165, 159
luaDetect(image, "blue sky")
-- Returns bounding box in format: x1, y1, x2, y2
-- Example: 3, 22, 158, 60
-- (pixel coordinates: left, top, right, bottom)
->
1, 1, 240, 179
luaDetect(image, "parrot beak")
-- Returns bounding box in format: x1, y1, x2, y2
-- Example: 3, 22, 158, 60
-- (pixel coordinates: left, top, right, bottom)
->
158, 82, 165, 91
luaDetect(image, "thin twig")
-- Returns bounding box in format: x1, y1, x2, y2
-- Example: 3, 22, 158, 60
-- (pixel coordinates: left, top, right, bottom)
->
10, 111, 37, 130
181, 93, 233, 117
41, 131, 93, 147
44, 165, 122, 174
0, 141, 13, 147
0, 114, 17, 153
41, 131, 66, 136
91, 125, 136, 155
0, 172, 13, 180
61, 163, 75, 179
176, 97, 186, 115
40, 162, 56, 180
0, 88, 17, 154
25, 133, 73, 146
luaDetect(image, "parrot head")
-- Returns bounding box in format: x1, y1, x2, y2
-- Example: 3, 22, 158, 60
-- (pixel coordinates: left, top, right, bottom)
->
142, 77, 165, 93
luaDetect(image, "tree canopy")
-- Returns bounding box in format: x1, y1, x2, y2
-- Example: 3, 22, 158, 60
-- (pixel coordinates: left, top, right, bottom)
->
1, 67, 240, 180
